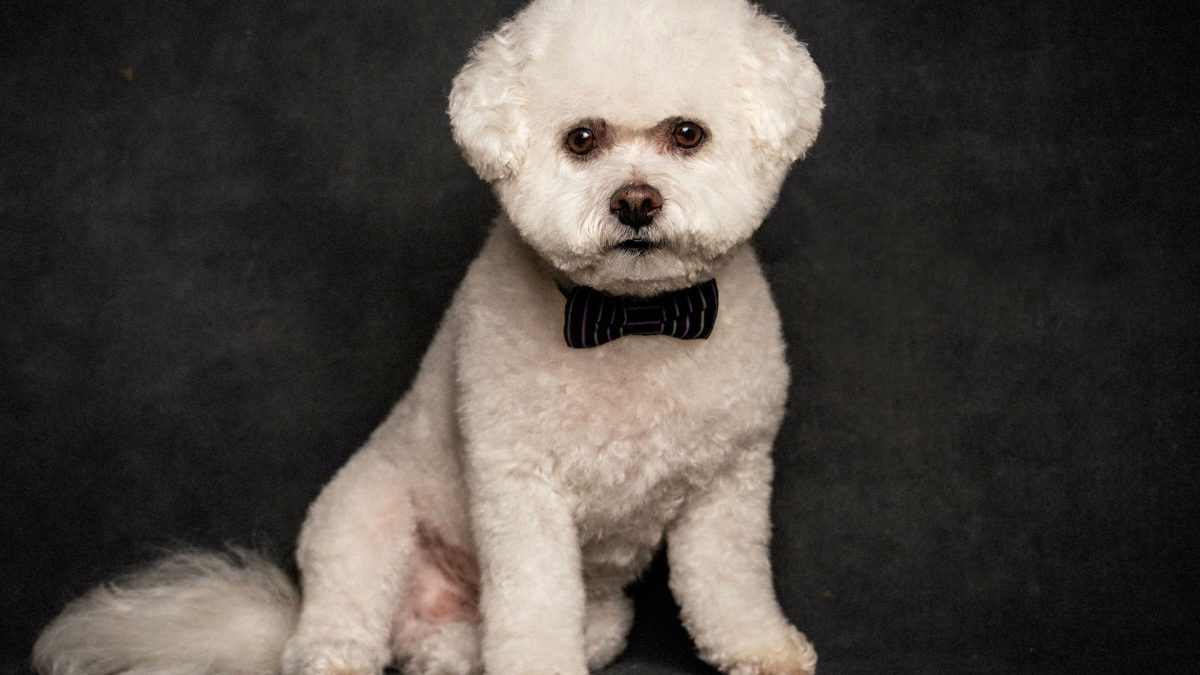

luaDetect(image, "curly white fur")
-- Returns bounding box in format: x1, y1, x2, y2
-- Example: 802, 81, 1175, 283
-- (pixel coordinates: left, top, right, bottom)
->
34, 550, 298, 675
34, 1, 824, 674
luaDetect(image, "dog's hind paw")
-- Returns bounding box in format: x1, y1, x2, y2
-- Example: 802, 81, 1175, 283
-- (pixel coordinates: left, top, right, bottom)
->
281, 637, 388, 675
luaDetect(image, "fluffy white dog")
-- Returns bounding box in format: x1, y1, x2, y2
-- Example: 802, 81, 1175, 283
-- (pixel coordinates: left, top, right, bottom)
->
34, 0, 824, 673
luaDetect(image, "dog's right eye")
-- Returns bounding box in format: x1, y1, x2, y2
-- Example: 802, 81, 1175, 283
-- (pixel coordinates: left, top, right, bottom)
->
565, 127, 597, 155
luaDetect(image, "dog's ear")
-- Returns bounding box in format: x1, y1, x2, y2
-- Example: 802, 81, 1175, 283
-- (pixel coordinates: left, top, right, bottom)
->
742, 13, 825, 164
448, 21, 529, 182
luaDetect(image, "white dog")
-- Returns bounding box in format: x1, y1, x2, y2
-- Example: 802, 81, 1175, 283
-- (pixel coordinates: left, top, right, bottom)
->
34, 0, 824, 673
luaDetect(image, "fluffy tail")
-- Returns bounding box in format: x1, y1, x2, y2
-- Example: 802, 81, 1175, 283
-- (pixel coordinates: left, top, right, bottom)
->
33, 549, 300, 675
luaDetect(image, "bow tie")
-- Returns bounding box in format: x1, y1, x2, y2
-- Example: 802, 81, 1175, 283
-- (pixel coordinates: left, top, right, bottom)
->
562, 279, 718, 349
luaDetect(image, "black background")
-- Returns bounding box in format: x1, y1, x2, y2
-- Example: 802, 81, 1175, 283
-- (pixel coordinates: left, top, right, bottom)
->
2, 1, 1197, 673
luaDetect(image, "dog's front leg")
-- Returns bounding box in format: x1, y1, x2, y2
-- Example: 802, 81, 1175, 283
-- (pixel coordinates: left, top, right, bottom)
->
668, 449, 817, 675
467, 466, 587, 675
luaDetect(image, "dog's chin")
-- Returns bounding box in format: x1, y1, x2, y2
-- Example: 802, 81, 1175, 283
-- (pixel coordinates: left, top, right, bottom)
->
558, 242, 738, 298
613, 238, 659, 254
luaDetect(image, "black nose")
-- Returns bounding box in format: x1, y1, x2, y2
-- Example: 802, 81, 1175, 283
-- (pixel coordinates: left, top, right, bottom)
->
609, 184, 663, 229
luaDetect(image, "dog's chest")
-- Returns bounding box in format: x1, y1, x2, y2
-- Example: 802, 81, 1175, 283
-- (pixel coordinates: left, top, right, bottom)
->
532, 338, 761, 528
455, 229, 788, 540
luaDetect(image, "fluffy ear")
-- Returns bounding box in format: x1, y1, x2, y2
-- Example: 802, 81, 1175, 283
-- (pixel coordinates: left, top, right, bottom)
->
742, 12, 825, 164
448, 21, 529, 182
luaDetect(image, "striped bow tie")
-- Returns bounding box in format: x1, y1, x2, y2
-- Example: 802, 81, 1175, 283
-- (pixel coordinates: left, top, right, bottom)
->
562, 279, 718, 349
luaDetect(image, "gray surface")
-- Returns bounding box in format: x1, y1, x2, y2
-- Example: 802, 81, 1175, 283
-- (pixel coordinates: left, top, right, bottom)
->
2, 0, 1197, 673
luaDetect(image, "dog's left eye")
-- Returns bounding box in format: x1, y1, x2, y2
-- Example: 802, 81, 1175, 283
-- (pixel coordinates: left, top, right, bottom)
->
672, 121, 705, 149
565, 127, 597, 155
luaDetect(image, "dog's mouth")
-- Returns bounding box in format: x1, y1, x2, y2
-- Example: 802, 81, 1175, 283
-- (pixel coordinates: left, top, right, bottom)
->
614, 238, 660, 254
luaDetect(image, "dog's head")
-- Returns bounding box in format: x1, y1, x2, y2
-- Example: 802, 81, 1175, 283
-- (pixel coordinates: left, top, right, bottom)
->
449, 0, 823, 296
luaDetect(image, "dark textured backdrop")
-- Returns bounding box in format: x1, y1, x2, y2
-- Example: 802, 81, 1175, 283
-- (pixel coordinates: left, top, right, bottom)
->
2, 1, 1196, 673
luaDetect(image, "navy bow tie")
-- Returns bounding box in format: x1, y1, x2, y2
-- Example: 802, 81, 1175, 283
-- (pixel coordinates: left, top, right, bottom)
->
562, 279, 718, 348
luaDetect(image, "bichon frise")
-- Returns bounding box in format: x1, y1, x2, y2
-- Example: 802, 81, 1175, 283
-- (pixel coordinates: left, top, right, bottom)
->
34, 0, 825, 673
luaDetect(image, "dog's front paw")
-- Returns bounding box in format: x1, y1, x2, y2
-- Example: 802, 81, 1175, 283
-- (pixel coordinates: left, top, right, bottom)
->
402, 622, 481, 675
281, 637, 389, 675
718, 626, 817, 675
483, 642, 588, 675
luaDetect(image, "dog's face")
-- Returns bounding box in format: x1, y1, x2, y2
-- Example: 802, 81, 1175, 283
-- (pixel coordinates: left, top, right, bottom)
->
449, 0, 823, 296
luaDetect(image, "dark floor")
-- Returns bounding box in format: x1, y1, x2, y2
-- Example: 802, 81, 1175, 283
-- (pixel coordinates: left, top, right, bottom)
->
2, 0, 1197, 673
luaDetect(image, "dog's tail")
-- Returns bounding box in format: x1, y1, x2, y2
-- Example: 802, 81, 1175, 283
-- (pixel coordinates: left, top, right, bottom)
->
33, 548, 299, 675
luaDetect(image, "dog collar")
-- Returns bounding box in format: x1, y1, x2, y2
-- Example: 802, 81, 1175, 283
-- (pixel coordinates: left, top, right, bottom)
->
561, 280, 718, 349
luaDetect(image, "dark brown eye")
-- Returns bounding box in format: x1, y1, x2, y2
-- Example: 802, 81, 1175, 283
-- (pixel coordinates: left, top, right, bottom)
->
672, 121, 705, 149
565, 127, 597, 155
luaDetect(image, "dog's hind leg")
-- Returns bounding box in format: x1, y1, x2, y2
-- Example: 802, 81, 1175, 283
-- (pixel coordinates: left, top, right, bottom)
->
281, 446, 421, 675
584, 593, 634, 671
284, 319, 466, 675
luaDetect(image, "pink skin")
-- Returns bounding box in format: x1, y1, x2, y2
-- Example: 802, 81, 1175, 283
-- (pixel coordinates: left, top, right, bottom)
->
409, 522, 480, 624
